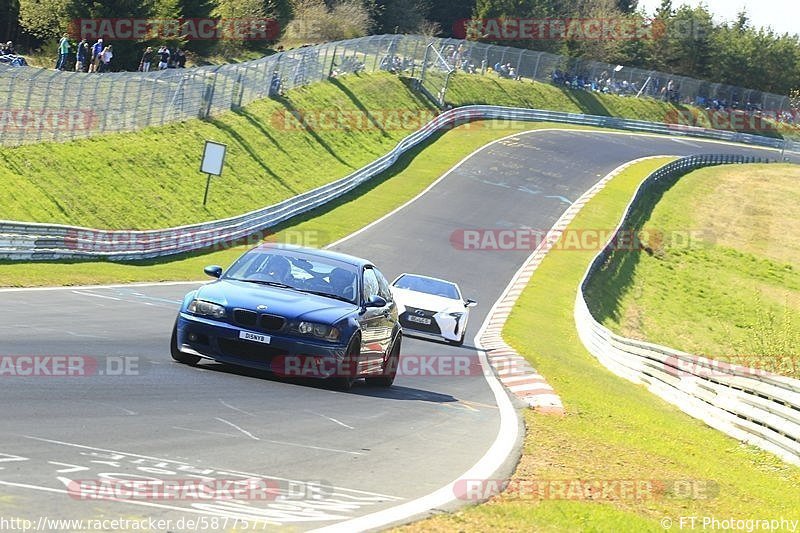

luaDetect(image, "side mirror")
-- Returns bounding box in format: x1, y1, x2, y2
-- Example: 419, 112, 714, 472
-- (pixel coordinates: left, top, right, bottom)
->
204, 265, 223, 279
365, 295, 387, 308
465, 298, 478, 308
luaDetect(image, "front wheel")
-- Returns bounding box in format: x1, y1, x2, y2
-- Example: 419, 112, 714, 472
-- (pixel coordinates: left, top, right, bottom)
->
366, 336, 401, 387
330, 336, 360, 391
170, 322, 201, 365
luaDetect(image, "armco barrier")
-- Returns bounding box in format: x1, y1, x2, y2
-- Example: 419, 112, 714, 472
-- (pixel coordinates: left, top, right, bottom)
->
574, 155, 800, 466
0, 106, 795, 262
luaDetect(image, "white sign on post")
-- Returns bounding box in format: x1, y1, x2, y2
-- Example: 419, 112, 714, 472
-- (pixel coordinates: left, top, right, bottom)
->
201, 141, 227, 176
200, 141, 227, 205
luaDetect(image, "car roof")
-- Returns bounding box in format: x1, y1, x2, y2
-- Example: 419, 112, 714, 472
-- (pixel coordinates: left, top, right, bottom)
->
393, 272, 459, 288
252, 243, 372, 268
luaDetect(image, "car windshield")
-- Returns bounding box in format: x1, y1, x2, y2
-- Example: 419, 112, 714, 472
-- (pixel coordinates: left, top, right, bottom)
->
224, 249, 360, 304
393, 274, 460, 299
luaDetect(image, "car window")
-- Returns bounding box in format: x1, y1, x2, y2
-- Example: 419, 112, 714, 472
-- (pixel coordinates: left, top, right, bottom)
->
363, 268, 380, 301
393, 274, 460, 299
374, 268, 393, 301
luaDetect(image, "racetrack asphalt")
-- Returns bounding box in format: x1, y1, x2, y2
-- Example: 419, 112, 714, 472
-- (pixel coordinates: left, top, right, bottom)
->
0, 130, 778, 530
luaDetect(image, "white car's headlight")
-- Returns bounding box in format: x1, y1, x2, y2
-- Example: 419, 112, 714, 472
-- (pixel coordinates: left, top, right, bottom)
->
448, 312, 465, 319
188, 299, 226, 319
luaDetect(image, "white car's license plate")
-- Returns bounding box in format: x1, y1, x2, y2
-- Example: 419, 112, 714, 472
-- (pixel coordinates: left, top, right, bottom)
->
408, 315, 431, 325
239, 330, 271, 344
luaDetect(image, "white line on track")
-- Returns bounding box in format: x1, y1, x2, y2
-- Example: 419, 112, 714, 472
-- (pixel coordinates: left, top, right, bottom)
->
306, 410, 355, 430
219, 398, 256, 416
70, 290, 121, 301
214, 417, 260, 440
172, 426, 239, 438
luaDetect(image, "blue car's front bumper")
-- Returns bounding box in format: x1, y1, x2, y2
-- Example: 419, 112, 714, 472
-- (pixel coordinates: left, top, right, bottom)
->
176, 312, 348, 375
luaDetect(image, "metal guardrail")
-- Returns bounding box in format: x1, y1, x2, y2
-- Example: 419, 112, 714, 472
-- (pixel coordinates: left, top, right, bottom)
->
1, 106, 796, 262
1, 34, 796, 146
574, 154, 800, 466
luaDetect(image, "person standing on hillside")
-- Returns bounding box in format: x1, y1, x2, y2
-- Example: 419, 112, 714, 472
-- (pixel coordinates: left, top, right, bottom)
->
89, 38, 103, 72
157, 46, 170, 70
139, 47, 154, 72
98, 45, 113, 73
75, 39, 89, 72
56, 33, 70, 70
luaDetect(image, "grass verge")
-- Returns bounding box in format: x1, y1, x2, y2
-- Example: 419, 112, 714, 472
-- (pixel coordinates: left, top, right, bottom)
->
586, 163, 800, 378
0, 73, 436, 229
399, 158, 800, 532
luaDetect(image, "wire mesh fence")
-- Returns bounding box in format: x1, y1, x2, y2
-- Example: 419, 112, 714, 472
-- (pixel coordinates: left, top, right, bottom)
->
0, 34, 792, 146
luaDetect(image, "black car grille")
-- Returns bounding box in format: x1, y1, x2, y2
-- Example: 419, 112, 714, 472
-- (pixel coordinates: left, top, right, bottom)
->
233, 309, 286, 332
233, 309, 258, 327
259, 314, 286, 332
399, 306, 441, 334
218, 338, 285, 362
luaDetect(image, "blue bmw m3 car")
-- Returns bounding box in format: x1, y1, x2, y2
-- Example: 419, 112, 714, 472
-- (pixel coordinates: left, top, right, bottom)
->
171, 244, 402, 389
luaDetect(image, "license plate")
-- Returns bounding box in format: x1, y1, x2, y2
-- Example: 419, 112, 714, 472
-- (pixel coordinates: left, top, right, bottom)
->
408, 315, 431, 325
239, 330, 271, 344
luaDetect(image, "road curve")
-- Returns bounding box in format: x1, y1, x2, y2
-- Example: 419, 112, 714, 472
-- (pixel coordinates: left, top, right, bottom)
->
0, 130, 777, 531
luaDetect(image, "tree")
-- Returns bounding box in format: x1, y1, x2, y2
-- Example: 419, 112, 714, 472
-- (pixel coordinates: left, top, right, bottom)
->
373, 0, 432, 35
283, 0, 373, 43
18, 0, 74, 39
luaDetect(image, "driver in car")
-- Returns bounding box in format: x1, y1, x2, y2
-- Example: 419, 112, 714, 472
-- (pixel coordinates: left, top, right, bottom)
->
252, 254, 293, 285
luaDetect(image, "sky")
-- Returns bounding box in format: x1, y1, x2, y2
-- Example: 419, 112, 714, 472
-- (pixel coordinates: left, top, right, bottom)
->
638, 0, 798, 36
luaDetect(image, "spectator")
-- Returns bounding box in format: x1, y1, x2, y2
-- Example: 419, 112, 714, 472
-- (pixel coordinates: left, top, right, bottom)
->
75, 39, 88, 72
0, 41, 13, 55
139, 46, 154, 72
157, 46, 170, 70
176, 48, 186, 68
56, 33, 70, 70
98, 45, 113, 73
269, 70, 282, 97
89, 38, 103, 72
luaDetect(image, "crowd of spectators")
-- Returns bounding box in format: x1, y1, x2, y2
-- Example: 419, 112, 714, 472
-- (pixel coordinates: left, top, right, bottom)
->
51, 36, 187, 73
0, 40, 27, 66
550, 69, 643, 97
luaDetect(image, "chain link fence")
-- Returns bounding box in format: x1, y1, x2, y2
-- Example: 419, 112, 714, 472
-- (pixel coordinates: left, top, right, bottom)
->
0, 34, 792, 146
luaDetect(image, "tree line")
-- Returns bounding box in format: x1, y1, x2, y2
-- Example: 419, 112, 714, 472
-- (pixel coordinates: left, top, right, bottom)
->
2, 0, 798, 96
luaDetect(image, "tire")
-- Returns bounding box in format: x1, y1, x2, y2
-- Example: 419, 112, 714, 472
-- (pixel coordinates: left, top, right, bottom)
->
330, 336, 360, 391
366, 335, 401, 387
170, 322, 201, 366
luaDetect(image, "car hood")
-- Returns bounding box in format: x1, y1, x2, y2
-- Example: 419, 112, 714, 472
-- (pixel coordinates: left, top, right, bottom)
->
197, 279, 357, 323
391, 287, 463, 313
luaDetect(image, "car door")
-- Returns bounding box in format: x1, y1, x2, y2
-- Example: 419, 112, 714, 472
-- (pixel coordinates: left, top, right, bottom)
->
373, 267, 398, 353
358, 267, 392, 374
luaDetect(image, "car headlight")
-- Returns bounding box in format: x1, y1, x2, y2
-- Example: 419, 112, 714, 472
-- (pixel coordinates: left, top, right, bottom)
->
290, 321, 340, 341
187, 299, 226, 319
448, 312, 465, 319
